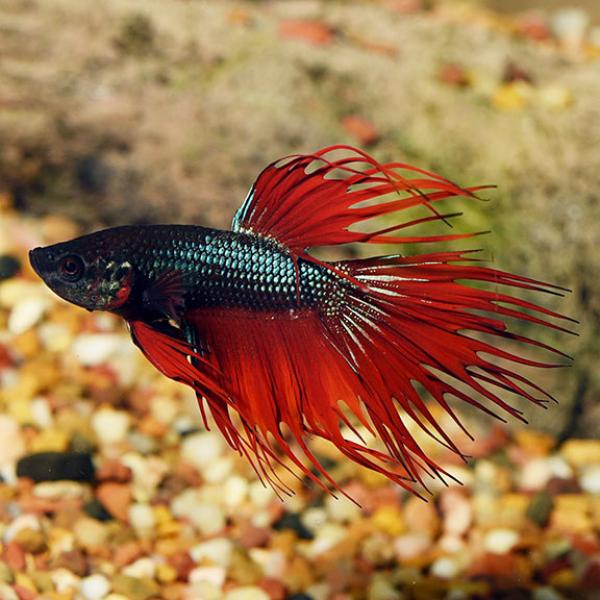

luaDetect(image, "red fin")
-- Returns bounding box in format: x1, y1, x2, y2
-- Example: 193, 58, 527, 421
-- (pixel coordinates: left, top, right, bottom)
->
183, 308, 450, 496
128, 319, 306, 496
128, 320, 220, 395
232, 144, 487, 253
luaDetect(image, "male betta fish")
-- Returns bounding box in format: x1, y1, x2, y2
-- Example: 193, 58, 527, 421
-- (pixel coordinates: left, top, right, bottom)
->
30, 146, 572, 497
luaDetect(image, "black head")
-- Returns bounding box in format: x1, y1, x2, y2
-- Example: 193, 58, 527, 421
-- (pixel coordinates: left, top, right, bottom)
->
29, 230, 136, 312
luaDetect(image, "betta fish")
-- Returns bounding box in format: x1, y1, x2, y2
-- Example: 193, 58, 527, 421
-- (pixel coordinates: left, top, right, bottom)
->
29, 145, 572, 497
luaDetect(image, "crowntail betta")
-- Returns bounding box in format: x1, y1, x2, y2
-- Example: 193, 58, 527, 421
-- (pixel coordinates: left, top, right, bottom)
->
29, 145, 572, 497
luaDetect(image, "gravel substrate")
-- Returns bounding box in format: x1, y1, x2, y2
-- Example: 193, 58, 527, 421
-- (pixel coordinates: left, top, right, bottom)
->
0, 205, 599, 600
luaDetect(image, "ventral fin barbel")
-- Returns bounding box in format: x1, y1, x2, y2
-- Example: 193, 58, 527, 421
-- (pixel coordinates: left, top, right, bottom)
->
30, 145, 574, 498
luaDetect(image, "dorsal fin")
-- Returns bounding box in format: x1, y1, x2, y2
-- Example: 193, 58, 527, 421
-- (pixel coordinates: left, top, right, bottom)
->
232, 144, 489, 254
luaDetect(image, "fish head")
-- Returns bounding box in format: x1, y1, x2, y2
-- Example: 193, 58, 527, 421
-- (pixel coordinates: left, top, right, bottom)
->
29, 233, 136, 312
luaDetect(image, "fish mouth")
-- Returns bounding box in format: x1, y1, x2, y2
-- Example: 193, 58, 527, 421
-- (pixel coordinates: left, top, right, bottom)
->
29, 248, 46, 277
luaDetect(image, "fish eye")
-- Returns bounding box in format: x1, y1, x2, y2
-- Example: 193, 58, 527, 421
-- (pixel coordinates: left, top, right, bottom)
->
58, 255, 84, 281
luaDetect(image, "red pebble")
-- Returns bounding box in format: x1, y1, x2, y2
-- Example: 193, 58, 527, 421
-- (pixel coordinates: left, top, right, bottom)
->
113, 540, 143, 567
96, 459, 133, 482
259, 577, 286, 600
238, 524, 271, 548
3, 541, 26, 571
439, 63, 469, 87
581, 558, 600, 590
0, 343, 12, 369
168, 551, 195, 581
13, 585, 36, 600
279, 20, 334, 46
516, 13, 552, 43
342, 115, 379, 146
386, 0, 423, 13
96, 482, 132, 521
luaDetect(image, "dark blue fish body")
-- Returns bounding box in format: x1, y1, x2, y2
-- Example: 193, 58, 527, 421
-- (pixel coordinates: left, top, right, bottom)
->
30, 224, 342, 321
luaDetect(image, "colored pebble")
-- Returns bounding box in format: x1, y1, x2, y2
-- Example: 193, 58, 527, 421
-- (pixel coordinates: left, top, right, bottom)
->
80, 574, 112, 600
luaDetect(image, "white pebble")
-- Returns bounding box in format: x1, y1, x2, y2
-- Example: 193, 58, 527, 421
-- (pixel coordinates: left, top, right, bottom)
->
305, 583, 330, 600
548, 456, 573, 479
301, 507, 328, 533
224, 587, 270, 600
128, 503, 156, 535
0, 281, 46, 308
248, 481, 275, 508
51, 568, 81, 593
183, 582, 221, 600
551, 8, 589, 46
393, 532, 431, 561
251, 509, 272, 528
190, 537, 233, 567
223, 475, 248, 508
0, 583, 18, 600
203, 457, 234, 483
38, 323, 71, 352
150, 395, 179, 424
519, 458, 552, 491
80, 573, 111, 600
181, 432, 225, 471
484, 528, 519, 554
430, 556, 460, 579
72, 333, 122, 366
189, 566, 227, 588
308, 523, 346, 556
33, 481, 86, 500
189, 503, 226, 535
438, 534, 465, 554
248, 549, 286, 578
4, 513, 41, 541
326, 494, 361, 523
91, 407, 130, 445
8, 297, 49, 334
0, 415, 25, 469
30, 397, 53, 428
123, 557, 156, 579
580, 465, 600, 495
442, 490, 472, 536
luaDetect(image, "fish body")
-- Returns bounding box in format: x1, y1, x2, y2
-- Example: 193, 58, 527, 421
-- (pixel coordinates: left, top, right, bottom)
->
30, 145, 571, 497
30, 224, 342, 318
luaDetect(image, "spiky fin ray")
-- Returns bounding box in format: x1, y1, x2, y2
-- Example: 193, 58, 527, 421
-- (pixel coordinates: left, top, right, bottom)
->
232, 145, 489, 252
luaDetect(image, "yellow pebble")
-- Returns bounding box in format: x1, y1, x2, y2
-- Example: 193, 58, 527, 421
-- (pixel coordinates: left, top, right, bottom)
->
15, 572, 37, 593
358, 467, 389, 488
549, 568, 577, 589
8, 397, 33, 424
561, 440, 600, 467
491, 82, 532, 111
156, 563, 177, 584
371, 505, 405, 536
153, 505, 172, 526
31, 428, 70, 452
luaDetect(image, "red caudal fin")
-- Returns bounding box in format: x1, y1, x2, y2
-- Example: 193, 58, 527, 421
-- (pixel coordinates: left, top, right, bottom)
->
232, 144, 489, 253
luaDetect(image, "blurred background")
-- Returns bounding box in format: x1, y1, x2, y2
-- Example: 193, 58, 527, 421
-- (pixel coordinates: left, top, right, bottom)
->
0, 1, 599, 599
